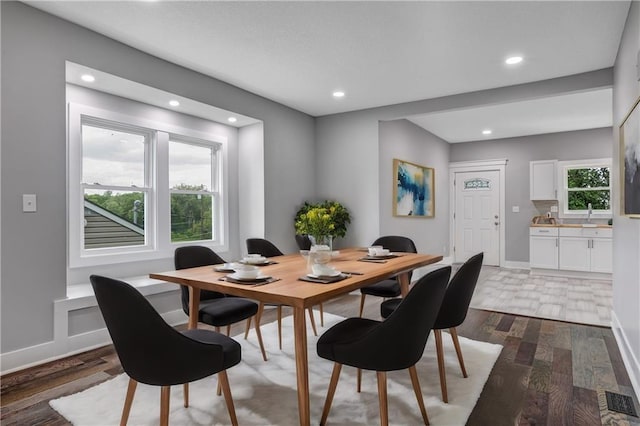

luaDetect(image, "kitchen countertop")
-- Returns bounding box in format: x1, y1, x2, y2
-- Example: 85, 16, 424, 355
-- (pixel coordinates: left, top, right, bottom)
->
530, 223, 612, 228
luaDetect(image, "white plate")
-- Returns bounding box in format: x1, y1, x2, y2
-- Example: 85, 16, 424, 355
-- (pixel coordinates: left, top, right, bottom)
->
308, 270, 341, 278
228, 273, 270, 281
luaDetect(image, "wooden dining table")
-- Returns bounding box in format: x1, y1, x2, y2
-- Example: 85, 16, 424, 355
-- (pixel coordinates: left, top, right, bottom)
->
150, 247, 443, 426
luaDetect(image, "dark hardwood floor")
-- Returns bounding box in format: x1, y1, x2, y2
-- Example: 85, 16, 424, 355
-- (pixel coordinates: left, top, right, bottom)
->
1, 292, 638, 425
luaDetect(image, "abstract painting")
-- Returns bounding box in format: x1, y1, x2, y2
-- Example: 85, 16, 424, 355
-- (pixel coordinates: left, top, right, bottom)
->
393, 158, 434, 217
620, 96, 640, 218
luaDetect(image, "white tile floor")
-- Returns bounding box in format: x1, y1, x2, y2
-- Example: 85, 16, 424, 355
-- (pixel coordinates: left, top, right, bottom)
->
469, 266, 612, 327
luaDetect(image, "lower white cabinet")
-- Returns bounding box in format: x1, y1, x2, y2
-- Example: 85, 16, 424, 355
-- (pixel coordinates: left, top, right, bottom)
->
529, 227, 558, 269
558, 228, 612, 273
530, 226, 612, 274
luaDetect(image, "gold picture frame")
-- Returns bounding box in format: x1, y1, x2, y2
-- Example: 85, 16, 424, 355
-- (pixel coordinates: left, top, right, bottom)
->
620, 95, 640, 218
393, 158, 434, 217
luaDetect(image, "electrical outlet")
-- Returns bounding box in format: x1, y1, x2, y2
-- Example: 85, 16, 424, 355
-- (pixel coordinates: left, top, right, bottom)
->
22, 194, 37, 212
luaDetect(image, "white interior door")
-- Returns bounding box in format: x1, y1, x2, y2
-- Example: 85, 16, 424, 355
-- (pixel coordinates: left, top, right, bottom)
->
454, 170, 500, 265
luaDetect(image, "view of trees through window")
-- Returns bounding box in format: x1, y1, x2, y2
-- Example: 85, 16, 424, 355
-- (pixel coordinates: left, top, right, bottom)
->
567, 167, 610, 210
84, 184, 213, 242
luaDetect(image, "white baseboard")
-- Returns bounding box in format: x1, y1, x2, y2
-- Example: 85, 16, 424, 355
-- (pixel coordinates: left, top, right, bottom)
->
0, 309, 186, 375
503, 260, 529, 269
611, 310, 640, 401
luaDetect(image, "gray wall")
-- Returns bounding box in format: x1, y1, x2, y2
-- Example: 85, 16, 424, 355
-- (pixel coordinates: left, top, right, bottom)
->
316, 67, 612, 251
378, 119, 450, 255
1, 2, 315, 353
612, 1, 640, 394
450, 127, 612, 262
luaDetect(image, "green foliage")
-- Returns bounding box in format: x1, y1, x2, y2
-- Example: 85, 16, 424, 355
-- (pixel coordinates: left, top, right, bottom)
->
294, 200, 351, 239
85, 191, 144, 225
85, 184, 213, 242
567, 167, 610, 210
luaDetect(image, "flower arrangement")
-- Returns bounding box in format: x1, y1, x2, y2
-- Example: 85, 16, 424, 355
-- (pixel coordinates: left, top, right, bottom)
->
294, 200, 351, 244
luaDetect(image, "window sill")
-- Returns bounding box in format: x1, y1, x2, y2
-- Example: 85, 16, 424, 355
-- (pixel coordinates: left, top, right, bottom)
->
64, 276, 179, 307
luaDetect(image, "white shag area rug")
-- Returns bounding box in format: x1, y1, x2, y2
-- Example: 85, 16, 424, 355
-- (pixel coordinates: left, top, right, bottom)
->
50, 313, 502, 425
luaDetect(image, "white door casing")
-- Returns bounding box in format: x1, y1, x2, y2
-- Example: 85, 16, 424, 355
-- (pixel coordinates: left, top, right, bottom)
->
449, 160, 506, 266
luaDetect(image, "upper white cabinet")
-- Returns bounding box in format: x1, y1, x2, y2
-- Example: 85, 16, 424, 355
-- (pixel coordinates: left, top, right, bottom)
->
530, 160, 558, 200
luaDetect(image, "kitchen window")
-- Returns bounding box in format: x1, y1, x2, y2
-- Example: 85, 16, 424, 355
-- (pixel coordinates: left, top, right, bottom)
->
558, 158, 612, 219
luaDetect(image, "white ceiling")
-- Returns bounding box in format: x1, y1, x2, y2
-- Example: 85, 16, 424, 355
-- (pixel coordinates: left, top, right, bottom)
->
27, 1, 630, 142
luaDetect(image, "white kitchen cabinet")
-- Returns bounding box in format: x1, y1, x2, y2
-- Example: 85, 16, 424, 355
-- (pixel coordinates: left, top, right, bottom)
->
558, 227, 612, 273
529, 227, 558, 269
530, 160, 558, 200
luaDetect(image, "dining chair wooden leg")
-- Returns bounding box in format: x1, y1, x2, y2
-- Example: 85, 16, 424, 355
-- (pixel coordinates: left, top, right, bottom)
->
320, 363, 342, 426
160, 386, 170, 426
218, 370, 239, 426
244, 316, 252, 339
183, 383, 189, 407
120, 378, 137, 426
450, 327, 468, 378
408, 366, 430, 425
319, 303, 324, 327
226, 325, 231, 336
359, 294, 366, 317
308, 307, 318, 336
357, 368, 362, 392
277, 305, 283, 350
434, 329, 448, 403
376, 371, 389, 426
254, 303, 268, 361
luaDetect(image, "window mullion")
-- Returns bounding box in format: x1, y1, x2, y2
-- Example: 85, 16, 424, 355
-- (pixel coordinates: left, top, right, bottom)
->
156, 132, 171, 253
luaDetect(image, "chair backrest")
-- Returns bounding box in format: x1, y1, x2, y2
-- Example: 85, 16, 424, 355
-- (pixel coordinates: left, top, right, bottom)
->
295, 234, 312, 250
174, 246, 227, 314
373, 235, 417, 281
434, 252, 484, 329
372, 235, 417, 254
335, 266, 450, 371
91, 275, 224, 385
246, 238, 284, 257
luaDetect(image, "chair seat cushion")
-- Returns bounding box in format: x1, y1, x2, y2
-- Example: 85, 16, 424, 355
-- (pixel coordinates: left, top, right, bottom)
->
317, 317, 380, 365
182, 329, 242, 369
199, 297, 258, 326
380, 298, 402, 319
360, 279, 401, 298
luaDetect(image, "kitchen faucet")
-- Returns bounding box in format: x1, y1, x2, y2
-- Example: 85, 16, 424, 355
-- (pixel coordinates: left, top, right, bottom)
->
587, 203, 592, 223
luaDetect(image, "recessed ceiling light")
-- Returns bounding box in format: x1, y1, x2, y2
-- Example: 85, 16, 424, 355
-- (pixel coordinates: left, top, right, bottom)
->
81, 74, 95, 83
169, 100, 180, 107
505, 56, 523, 65
228, 117, 237, 123
332, 91, 345, 98
482, 129, 492, 135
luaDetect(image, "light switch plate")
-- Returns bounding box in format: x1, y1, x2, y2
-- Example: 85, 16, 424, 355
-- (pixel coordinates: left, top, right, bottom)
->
23, 194, 37, 212
512, 205, 520, 213
550, 205, 558, 212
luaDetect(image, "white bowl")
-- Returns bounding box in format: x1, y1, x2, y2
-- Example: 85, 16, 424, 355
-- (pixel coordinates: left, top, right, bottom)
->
243, 255, 267, 264
233, 265, 260, 279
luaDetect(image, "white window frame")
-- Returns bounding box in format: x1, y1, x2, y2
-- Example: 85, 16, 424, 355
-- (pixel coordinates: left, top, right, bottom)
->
68, 103, 228, 268
557, 158, 612, 219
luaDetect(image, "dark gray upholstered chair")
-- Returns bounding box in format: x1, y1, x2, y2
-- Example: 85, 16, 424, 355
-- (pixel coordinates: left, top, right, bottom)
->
174, 246, 267, 362
316, 266, 451, 426
90, 275, 241, 426
381, 252, 484, 403
295, 234, 312, 250
245, 238, 321, 349
358, 235, 418, 317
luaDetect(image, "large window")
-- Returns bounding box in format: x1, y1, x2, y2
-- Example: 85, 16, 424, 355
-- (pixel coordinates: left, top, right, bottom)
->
68, 104, 226, 267
558, 158, 611, 218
